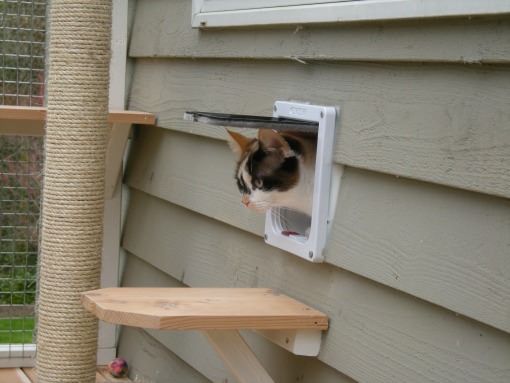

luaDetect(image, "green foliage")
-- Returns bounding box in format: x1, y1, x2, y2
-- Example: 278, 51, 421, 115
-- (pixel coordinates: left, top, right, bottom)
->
0, 136, 42, 306
0, 318, 34, 343
0, 136, 43, 342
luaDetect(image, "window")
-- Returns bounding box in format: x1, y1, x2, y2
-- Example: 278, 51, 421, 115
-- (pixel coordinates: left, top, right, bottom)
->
192, 0, 510, 28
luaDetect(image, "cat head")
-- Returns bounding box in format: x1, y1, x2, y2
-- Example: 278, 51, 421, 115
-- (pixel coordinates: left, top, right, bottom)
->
226, 129, 305, 213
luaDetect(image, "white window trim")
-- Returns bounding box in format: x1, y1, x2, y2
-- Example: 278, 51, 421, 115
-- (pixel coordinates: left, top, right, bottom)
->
192, 0, 510, 28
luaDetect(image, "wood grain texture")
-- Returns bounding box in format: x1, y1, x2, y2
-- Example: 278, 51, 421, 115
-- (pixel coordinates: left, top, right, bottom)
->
119, 255, 239, 383
82, 287, 328, 330
204, 330, 275, 383
0, 106, 155, 125
121, 189, 510, 383
128, 59, 510, 199
129, 0, 510, 63
0, 106, 155, 137
120, 252, 329, 383
125, 127, 510, 333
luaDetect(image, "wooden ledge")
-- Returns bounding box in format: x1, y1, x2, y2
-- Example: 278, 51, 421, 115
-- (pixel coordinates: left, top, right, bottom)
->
83, 288, 328, 382
82, 287, 328, 331
0, 105, 156, 125
0, 105, 156, 198
0, 105, 156, 136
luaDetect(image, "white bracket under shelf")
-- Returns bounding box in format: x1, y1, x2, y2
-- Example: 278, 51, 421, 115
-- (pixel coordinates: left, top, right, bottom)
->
82, 287, 329, 383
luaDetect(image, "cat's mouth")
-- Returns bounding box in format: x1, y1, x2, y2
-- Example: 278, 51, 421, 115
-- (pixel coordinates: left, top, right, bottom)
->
242, 197, 271, 212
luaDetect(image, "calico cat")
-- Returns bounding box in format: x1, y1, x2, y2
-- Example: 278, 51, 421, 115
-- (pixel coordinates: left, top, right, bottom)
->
226, 129, 316, 216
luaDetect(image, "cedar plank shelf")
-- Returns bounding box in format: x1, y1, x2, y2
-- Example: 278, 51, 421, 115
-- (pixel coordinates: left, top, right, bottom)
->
0, 105, 156, 199
0, 105, 155, 129
82, 288, 329, 383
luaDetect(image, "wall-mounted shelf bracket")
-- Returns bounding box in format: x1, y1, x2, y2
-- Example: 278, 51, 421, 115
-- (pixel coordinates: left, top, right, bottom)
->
82, 287, 329, 383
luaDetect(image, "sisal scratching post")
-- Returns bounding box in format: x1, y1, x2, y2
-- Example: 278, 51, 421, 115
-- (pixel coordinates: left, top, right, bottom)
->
36, 1, 112, 382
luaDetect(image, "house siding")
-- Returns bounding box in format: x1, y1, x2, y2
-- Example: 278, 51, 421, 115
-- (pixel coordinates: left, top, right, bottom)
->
119, 0, 510, 382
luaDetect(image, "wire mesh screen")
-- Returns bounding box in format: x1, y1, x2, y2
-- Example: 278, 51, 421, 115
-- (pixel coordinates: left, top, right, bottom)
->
1, 0, 46, 106
0, 0, 46, 362
0, 137, 42, 351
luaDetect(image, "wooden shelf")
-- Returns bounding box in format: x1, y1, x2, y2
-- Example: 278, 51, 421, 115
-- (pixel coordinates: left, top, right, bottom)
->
82, 287, 328, 331
0, 105, 156, 199
0, 105, 156, 135
83, 287, 328, 382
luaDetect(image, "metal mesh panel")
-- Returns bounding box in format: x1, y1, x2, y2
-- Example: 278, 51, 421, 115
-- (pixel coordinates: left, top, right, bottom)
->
0, 0, 46, 362
1, 0, 46, 106
0, 136, 42, 350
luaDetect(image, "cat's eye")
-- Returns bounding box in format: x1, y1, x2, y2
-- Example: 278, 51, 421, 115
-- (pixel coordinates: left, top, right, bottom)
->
253, 178, 263, 189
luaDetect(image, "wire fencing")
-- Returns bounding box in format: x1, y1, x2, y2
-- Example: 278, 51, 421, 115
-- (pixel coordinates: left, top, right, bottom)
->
0, 0, 46, 363
1, 0, 46, 107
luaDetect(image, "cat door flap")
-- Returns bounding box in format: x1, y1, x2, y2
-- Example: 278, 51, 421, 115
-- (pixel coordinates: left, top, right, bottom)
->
183, 111, 319, 132
264, 101, 337, 263
183, 101, 338, 263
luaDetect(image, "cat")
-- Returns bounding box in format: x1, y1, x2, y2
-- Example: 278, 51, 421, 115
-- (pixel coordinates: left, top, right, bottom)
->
226, 128, 316, 216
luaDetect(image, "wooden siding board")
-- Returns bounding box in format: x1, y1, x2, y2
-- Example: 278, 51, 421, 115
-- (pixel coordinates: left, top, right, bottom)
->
125, 127, 263, 236
130, 0, 510, 63
329, 168, 510, 333
125, 126, 510, 333
121, 190, 510, 383
128, 59, 510, 199
117, 327, 212, 383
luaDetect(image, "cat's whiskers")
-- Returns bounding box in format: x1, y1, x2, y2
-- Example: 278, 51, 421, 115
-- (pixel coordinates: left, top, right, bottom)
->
250, 200, 271, 212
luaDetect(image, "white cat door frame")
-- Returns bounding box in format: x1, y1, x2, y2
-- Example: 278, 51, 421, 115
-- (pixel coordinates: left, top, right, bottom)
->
183, 101, 339, 263
265, 101, 338, 262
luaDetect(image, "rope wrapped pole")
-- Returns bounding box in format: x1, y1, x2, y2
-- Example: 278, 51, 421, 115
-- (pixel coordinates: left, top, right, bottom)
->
36, 1, 112, 382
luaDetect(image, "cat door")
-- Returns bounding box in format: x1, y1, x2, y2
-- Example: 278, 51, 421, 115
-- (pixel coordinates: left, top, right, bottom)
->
184, 101, 338, 262
264, 101, 337, 262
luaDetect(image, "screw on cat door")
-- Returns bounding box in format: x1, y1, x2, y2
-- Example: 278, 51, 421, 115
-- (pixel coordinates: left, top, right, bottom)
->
184, 101, 338, 262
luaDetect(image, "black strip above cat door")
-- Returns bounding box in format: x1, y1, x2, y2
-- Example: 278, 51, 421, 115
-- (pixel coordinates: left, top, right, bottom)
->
184, 111, 318, 133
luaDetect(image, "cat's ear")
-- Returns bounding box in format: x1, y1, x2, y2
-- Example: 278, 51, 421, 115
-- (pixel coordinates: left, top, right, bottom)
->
226, 129, 252, 157
258, 129, 293, 157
